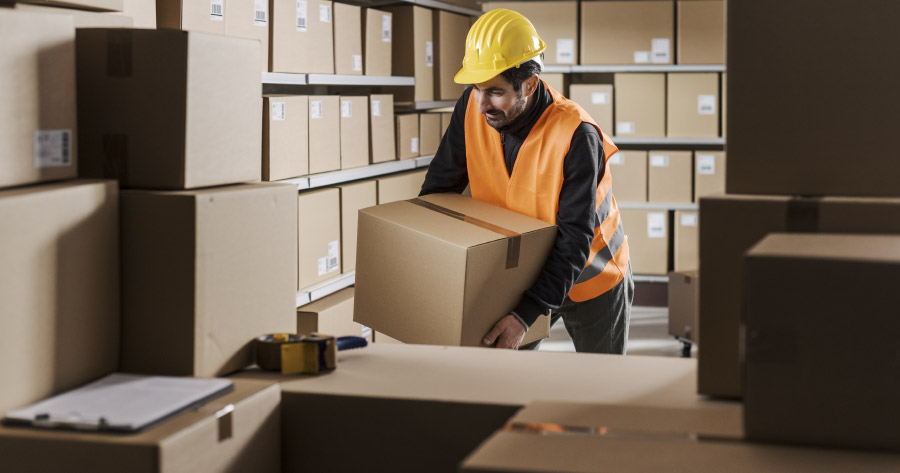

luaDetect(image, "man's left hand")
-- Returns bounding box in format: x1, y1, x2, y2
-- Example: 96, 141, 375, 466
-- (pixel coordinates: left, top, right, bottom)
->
483, 314, 527, 349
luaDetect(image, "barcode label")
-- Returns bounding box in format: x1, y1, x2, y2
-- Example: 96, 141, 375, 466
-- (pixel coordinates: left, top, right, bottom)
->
609, 153, 625, 166
296, 0, 307, 31
556, 38, 575, 64
591, 92, 610, 105
372, 100, 382, 117
327, 256, 339, 272
650, 154, 669, 167
651, 38, 671, 63
210, 0, 223, 21
311, 100, 323, 119
634, 51, 651, 64
319, 4, 331, 23
341, 100, 352, 118
34, 130, 72, 168
680, 213, 698, 227
328, 240, 339, 258
698, 95, 717, 115
271, 102, 286, 121
411, 137, 419, 153
616, 122, 635, 135
382, 14, 391, 42
425, 41, 433, 67
254, 0, 267, 25
352, 54, 362, 72
647, 212, 667, 239
697, 154, 716, 175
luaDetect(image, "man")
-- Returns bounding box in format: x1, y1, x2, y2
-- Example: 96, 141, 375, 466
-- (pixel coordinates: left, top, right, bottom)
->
419, 9, 634, 354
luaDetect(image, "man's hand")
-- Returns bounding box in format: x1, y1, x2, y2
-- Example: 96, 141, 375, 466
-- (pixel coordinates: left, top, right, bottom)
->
483, 314, 527, 349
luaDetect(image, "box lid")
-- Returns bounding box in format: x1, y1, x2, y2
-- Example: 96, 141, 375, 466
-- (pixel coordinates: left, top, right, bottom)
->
748, 233, 900, 264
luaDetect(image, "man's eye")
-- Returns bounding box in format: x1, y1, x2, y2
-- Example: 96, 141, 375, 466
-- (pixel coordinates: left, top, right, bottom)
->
492, 91, 504, 97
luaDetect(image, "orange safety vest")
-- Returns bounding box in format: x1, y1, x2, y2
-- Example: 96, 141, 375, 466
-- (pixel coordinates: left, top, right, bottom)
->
464, 81, 629, 302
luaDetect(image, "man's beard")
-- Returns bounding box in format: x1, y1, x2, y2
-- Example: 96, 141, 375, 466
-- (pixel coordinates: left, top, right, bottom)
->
484, 92, 528, 131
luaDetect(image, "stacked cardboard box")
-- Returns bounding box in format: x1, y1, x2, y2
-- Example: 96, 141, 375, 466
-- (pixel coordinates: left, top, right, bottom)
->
581, 1, 673, 65
6, 2, 134, 26
483, 1, 578, 65
383, 5, 433, 102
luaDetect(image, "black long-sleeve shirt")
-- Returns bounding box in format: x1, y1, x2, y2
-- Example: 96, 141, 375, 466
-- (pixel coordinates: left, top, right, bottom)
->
419, 81, 604, 328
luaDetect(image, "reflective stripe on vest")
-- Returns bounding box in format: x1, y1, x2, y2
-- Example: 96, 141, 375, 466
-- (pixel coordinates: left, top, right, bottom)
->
464, 80, 629, 302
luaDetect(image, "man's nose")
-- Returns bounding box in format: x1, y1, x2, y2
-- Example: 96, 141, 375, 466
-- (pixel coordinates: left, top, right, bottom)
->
477, 93, 492, 115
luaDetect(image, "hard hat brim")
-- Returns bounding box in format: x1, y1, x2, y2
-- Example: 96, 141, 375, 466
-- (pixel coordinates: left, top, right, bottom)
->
453, 67, 503, 85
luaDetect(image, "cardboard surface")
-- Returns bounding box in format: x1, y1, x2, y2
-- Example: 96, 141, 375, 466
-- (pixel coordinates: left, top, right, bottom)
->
673, 210, 698, 271
298, 188, 341, 288
608, 150, 647, 202
440, 112, 452, 138
156, 0, 224, 34
647, 150, 692, 203
419, 113, 442, 156
621, 209, 668, 275
581, 0, 674, 65
667, 72, 719, 137
668, 270, 698, 342
77, 29, 261, 189
375, 169, 426, 204
0, 379, 281, 473
338, 179, 377, 273
677, 0, 725, 64
12, 3, 133, 26
744, 233, 900, 451
226, 0, 270, 72
614, 73, 665, 137
354, 193, 556, 346
339, 96, 370, 170
383, 5, 433, 102
542, 73, 566, 97
369, 94, 397, 163
264, 96, 309, 180
484, 2, 577, 65
362, 8, 391, 76
569, 84, 614, 135
308, 95, 341, 174
1, 0, 122, 11
333, 2, 361, 74
395, 113, 420, 159
433, 10, 467, 100
120, 184, 297, 377
118, 0, 156, 27
271, 0, 334, 73
297, 287, 367, 337
0, 9, 77, 189
693, 151, 726, 201
0, 180, 118, 414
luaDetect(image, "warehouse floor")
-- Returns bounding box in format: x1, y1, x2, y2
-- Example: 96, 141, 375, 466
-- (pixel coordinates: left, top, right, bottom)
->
539, 306, 695, 358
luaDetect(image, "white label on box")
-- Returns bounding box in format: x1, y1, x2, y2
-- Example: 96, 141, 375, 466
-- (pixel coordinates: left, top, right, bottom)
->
317, 257, 328, 276
34, 130, 72, 168
616, 122, 635, 135
591, 92, 610, 105
327, 255, 339, 273
411, 137, 419, 153
647, 212, 667, 239
296, 0, 307, 31
680, 213, 698, 227
210, 0, 223, 21
328, 240, 339, 258
311, 100, 323, 119
651, 38, 670, 63
698, 94, 717, 115
650, 154, 669, 167
634, 51, 651, 64
254, 0, 267, 25
271, 102, 286, 121
425, 41, 434, 67
372, 100, 382, 116
382, 14, 392, 42
341, 100, 352, 118
352, 54, 362, 72
697, 154, 716, 175
319, 4, 331, 23
609, 153, 625, 166
556, 38, 575, 64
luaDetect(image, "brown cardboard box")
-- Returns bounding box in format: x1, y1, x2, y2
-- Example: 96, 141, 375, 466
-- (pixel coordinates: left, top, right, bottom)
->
0, 0, 122, 11
614, 73, 665, 137
433, 10, 468, 100
484, 2, 578, 65
118, 0, 156, 27
298, 187, 341, 289
542, 74, 566, 96
383, 5, 433, 102
667, 73, 719, 137
621, 208, 668, 275
0, 379, 281, 473
608, 150, 647, 202
333, 2, 362, 74
362, 8, 391, 76
120, 184, 297, 377
694, 151, 726, 200
580, 0, 674, 65
744, 233, 900, 451
440, 112, 452, 138
264, 96, 309, 180
395, 113, 420, 160
11, 3, 133, 26
235, 343, 716, 473
677, 0, 725, 64
419, 113, 442, 156
648, 150, 692, 202
699, 194, 900, 398
376, 169, 426, 204
373, 331, 403, 344
77, 29, 261, 189
297, 287, 368, 337
157, 0, 224, 34
369, 94, 397, 163
0, 180, 118, 414
668, 270, 698, 342
308, 95, 341, 174
354, 193, 555, 346
338, 179, 376, 273
728, 1, 900, 197
225, 0, 269, 72
569, 84, 614, 135
339, 96, 370, 170
270, 0, 334, 73
674, 210, 698, 271
0, 10, 77, 189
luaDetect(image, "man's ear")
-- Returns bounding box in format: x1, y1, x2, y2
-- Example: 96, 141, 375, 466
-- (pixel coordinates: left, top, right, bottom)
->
522, 75, 540, 98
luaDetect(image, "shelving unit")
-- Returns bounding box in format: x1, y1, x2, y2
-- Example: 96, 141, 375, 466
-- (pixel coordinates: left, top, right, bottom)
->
262, 73, 415, 94
611, 137, 725, 146
542, 65, 726, 74
395, 100, 457, 111
297, 271, 356, 308
633, 275, 668, 284
618, 202, 698, 211
280, 155, 435, 191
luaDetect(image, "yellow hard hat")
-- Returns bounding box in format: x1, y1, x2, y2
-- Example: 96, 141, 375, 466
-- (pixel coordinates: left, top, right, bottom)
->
454, 9, 547, 85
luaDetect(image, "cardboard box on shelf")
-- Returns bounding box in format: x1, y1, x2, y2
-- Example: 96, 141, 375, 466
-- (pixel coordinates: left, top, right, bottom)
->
440, 112, 452, 138
621, 208, 668, 275
542, 74, 566, 96
395, 113, 420, 160
0, 10, 77, 189
419, 113, 442, 156
308, 95, 341, 174
580, 0, 673, 65
264, 96, 309, 181
744, 233, 900, 451
569, 84, 614, 135
11, 3, 133, 26
667, 73, 719, 138
668, 270, 698, 342
677, 0, 725, 64
225, 0, 269, 72
354, 193, 555, 346
674, 210, 698, 271
271, 0, 334, 73
117, 0, 155, 27
0, 180, 118, 415
333, 2, 362, 75
77, 29, 261, 189
484, 2, 578, 65
647, 150, 692, 203
298, 187, 341, 289
297, 287, 368, 337
156, 0, 223, 34
694, 151, 726, 201
120, 183, 297, 377
614, 73, 665, 137
608, 150, 647, 203
339, 96, 370, 170
362, 8, 391, 76
382, 5, 433, 102
0, 0, 122, 11
338, 179, 376, 273
369, 94, 396, 163
433, 10, 468, 100
0, 379, 281, 473
699, 194, 900, 398
376, 169, 426, 204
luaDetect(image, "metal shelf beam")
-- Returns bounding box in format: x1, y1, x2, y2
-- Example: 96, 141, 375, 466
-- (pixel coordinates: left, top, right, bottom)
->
617, 202, 698, 211
297, 271, 356, 308
611, 137, 725, 146
282, 155, 435, 191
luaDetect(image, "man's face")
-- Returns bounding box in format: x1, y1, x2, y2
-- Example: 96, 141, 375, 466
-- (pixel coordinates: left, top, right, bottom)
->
473, 75, 530, 130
